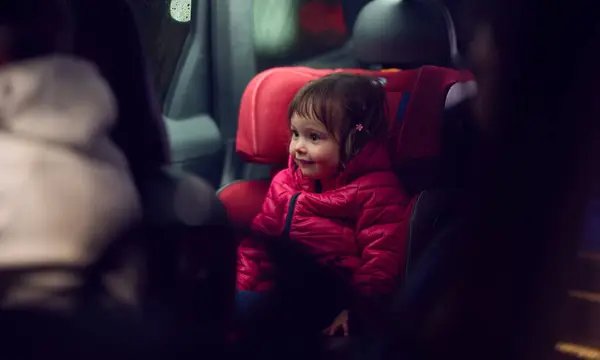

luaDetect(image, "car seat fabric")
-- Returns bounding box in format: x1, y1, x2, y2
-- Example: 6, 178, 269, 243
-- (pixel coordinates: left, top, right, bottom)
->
217, 180, 271, 229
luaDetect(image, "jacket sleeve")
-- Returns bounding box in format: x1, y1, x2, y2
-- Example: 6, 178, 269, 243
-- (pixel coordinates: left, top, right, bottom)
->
352, 180, 412, 297
236, 174, 286, 291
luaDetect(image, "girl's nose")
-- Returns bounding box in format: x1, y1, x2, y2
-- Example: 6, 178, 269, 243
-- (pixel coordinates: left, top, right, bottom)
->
295, 143, 307, 154
293, 138, 307, 153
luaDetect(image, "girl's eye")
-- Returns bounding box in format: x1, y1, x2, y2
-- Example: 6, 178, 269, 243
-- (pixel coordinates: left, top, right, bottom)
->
309, 133, 320, 141
291, 129, 299, 137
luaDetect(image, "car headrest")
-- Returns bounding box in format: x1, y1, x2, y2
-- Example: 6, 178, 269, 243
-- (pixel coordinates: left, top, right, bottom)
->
237, 66, 473, 191
353, 0, 458, 68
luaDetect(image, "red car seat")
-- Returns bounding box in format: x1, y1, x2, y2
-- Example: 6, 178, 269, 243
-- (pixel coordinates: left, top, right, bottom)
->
218, 66, 473, 230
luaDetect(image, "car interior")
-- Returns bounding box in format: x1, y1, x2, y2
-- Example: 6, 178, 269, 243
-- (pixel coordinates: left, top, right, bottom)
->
63, 0, 477, 355
83, 0, 477, 355
142, 0, 475, 190
3, 0, 599, 359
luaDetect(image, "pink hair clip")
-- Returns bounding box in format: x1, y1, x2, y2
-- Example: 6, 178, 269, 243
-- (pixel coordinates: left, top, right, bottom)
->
355, 124, 364, 132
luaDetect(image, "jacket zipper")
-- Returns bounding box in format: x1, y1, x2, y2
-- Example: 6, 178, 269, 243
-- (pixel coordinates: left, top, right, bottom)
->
283, 193, 301, 237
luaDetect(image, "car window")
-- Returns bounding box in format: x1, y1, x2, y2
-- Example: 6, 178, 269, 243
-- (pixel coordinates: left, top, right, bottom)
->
125, 0, 191, 105
253, 0, 350, 71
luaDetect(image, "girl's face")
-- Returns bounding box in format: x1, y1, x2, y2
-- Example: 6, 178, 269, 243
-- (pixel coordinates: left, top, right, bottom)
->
289, 113, 340, 180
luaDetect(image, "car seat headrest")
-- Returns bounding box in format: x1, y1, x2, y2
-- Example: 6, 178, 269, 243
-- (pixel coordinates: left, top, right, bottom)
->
353, 0, 459, 68
236, 66, 472, 191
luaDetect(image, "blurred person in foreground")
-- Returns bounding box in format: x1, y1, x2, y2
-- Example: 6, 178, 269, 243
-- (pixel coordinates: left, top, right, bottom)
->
0, 4, 148, 357
394, 0, 600, 359
363, 0, 600, 360
0, 55, 140, 310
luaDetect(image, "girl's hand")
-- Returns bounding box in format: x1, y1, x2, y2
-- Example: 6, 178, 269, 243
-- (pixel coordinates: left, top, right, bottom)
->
322, 309, 349, 336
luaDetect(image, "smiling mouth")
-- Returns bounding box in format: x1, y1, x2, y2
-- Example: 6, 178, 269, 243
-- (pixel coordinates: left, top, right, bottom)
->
296, 159, 314, 165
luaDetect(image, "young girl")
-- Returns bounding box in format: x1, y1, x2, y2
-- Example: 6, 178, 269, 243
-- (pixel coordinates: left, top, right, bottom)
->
236, 72, 411, 336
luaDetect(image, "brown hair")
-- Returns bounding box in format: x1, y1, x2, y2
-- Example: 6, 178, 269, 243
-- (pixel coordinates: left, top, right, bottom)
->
287, 72, 388, 164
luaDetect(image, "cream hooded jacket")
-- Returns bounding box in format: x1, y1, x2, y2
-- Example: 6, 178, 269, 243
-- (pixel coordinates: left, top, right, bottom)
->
0, 56, 141, 309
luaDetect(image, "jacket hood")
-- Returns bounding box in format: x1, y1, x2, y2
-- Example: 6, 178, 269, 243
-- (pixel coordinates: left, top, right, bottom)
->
0, 55, 116, 146
288, 141, 393, 191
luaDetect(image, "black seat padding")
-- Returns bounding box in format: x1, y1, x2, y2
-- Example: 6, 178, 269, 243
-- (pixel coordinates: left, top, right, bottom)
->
404, 98, 476, 274
320, 190, 463, 358
405, 188, 460, 277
